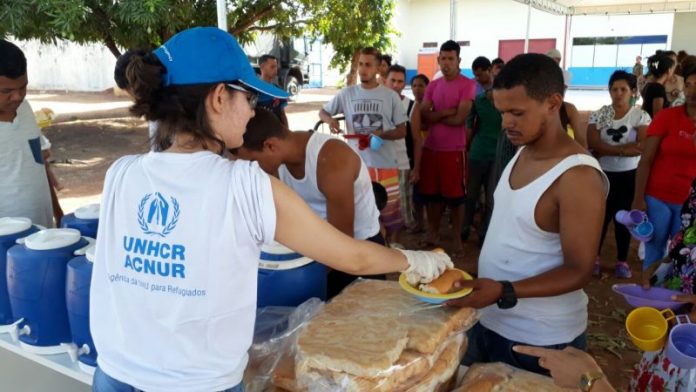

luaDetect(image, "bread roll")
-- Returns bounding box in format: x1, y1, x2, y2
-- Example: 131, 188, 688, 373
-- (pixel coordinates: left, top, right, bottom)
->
419, 269, 462, 294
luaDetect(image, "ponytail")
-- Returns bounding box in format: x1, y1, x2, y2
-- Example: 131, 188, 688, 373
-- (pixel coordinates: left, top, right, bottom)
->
116, 49, 225, 153
647, 53, 675, 78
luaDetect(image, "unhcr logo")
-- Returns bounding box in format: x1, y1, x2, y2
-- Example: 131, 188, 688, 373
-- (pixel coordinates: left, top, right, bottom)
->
138, 192, 180, 237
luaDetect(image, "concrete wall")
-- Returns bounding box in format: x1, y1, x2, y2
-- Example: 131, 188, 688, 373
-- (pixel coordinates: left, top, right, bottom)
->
393, 0, 566, 72
393, 0, 676, 87
12, 39, 117, 92
672, 12, 696, 55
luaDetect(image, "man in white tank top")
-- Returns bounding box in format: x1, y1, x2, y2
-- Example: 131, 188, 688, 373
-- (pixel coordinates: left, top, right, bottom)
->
448, 54, 609, 377
235, 108, 384, 298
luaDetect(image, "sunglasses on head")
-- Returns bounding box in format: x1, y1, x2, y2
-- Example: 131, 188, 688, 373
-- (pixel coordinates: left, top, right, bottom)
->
226, 83, 259, 109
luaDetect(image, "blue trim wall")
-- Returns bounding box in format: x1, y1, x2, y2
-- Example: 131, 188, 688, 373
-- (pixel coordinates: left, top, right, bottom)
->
407, 67, 634, 88
568, 67, 632, 87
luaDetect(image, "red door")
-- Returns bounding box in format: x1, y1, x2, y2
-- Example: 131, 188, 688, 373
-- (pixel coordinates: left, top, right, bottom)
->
498, 38, 558, 61
417, 52, 439, 80
498, 40, 524, 63
529, 39, 557, 55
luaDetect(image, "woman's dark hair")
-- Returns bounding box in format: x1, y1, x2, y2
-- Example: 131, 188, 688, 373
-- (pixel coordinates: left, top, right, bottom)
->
684, 62, 696, 81
647, 53, 675, 78
608, 70, 636, 90
681, 56, 696, 77
410, 74, 430, 86
114, 49, 148, 90
123, 50, 226, 152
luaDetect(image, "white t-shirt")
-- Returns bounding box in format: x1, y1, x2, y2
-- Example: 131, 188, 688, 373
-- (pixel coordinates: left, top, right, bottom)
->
323, 84, 409, 169
0, 100, 53, 227
91, 152, 276, 392
278, 132, 380, 240
588, 106, 651, 172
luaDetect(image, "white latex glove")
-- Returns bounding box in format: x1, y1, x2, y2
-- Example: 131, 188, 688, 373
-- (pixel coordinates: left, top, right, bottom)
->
399, 249, 454, 286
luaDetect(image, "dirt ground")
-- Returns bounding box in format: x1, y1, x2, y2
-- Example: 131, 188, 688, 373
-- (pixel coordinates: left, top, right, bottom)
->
42, 90, 639, 389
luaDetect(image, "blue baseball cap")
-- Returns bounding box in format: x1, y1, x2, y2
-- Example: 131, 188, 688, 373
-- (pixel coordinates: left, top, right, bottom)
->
153, 27, 288, 100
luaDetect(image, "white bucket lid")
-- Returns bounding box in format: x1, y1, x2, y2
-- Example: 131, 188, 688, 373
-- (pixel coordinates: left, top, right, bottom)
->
25, 228, 81, 251
260, 242, 296, 255
85, 245, 96, 263
259, 241, 313, 270
0, 217, 32, 236
74, 204, 100, 220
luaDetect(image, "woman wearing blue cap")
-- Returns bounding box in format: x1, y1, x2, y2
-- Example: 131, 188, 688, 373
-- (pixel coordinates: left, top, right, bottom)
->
89, 27, 452, 392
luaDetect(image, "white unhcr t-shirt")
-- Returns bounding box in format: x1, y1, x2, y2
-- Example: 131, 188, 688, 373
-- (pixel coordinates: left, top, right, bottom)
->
323, 84, 408, 169
91, 152, 276, 392
0, 100, 53, 227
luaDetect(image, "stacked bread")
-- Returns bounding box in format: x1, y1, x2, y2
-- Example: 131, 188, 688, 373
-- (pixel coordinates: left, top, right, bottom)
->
455, 362, 580, 391
272, 279, 478, 391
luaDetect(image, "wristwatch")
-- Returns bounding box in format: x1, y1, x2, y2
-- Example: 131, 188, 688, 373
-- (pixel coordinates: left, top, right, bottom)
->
579, 371, 605, 391
496, 281, 517, 309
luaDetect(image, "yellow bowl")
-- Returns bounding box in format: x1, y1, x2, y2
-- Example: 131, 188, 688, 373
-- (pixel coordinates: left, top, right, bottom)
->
626, 307, 675, 351
399, 268, 474, 304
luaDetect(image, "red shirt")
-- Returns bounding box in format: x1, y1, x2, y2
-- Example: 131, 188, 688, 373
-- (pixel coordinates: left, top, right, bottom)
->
645, 106, 696, 204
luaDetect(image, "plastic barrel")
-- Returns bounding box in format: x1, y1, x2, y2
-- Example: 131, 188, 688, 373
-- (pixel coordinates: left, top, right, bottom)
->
0, 218, 39, 326
7, 229, 89, 350
61, 204, 100, 239
257, 242, 326, 308
66, 245, 97, 366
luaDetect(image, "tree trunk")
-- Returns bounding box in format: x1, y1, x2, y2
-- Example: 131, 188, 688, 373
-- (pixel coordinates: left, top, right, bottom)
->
105, 36, 121, 58
346, 48, 360, 86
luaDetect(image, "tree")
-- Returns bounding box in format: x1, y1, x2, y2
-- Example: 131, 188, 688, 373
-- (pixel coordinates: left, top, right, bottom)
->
307, 0, 396, 85
0, 0, 395, 84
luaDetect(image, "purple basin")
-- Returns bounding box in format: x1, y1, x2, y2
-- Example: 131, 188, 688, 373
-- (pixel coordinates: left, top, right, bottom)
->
612, 284, 686, 311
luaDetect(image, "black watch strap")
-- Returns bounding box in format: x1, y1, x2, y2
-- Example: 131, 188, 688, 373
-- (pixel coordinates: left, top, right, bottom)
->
496, 280, 518, 309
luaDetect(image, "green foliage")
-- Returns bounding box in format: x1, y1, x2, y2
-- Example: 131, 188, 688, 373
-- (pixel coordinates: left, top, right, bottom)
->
0, 0, 395, 73
306, 0, 396, 73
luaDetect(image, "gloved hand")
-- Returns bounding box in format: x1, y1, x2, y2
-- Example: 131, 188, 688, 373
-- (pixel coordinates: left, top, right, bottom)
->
399, 249, 454, 286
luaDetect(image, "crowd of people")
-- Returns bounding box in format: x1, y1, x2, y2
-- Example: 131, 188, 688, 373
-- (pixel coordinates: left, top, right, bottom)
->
2, 26, 696, 391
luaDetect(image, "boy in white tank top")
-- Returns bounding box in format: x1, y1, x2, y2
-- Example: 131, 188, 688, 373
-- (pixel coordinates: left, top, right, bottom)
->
448, 54, 609, 377
235, 108, 384, 298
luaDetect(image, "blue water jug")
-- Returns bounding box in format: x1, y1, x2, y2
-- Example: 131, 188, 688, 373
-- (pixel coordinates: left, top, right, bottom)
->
0, 218, 39, 327
257, 242, 326, 308
61, 204, 99, 239
66, 244, 97, 369
6, 228, 90, 354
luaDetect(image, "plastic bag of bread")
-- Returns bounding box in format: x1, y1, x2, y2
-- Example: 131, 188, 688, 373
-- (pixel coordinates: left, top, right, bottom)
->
454, 362, 580, 391
282, 279, 478, 391
275, 332, 467, 392
244, 298, 324, 392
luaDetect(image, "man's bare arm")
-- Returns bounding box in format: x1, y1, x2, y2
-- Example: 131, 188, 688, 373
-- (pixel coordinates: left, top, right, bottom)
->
420, 99, 456, 124
410, 106, 423, 183
319, 109, 341, 133
377, 123, 406, 140
440, 99, 473, 126
317, 140, 360, 237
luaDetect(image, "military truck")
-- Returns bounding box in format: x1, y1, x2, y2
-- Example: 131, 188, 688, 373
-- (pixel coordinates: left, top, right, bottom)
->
245, 34, 311, 100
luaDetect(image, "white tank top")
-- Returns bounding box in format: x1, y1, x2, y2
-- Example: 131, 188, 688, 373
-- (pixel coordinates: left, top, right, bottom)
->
478, 147, 608, 346
278, 133, 380, 240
